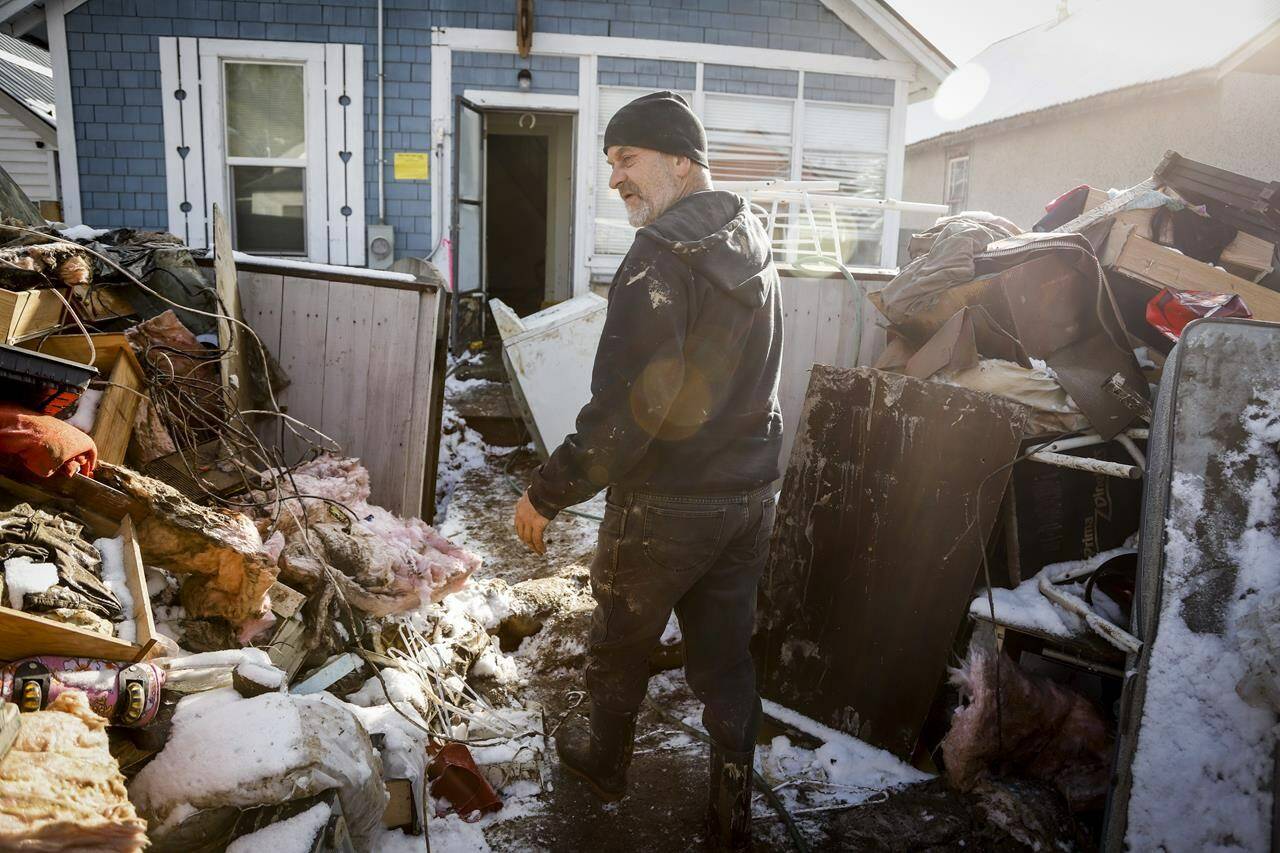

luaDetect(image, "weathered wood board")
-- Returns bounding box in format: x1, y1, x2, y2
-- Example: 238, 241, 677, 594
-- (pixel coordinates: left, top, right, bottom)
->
757, 365, 1025, 757
235, 264, 444, 517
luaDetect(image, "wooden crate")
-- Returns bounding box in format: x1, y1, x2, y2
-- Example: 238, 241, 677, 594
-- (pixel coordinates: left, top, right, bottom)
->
0, 514, 158, 661
18, 334, 144, 465
0, 288, 64, 343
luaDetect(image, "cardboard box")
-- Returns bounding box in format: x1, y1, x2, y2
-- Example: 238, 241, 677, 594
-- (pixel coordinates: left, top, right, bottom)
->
0, 288, 63, 344
0, 514, 158, 661
1219, 230, 1275, 281
1111, 231, 1280, 323
18, 334, 144, 465
1085, 188, 1157, 240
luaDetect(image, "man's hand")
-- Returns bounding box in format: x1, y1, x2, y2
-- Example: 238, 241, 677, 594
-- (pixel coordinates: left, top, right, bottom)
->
514, 490, 551, 555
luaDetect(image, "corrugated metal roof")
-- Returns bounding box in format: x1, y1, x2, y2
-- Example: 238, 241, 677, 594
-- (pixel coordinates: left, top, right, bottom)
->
907, 0, 1280, 146
0, 32, 54, 126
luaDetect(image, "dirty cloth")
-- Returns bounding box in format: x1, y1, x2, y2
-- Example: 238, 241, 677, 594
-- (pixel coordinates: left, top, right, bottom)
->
0, 502, 121, 621
529, 190, 783, 519
0, 401, 98, 479
935, 359, 1089, 435
0, 690, 148, 852
941, 647, 1112, 812
80, 229, 218, 336
96, 463, 277, 625
130, 690, 386, 851
880, 212, 1023, 326
588, 486, 775, 754
267, 456, 479, 610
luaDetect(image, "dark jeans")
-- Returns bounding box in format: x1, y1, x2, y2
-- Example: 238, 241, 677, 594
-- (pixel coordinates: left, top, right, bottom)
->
586, 485, 776, 753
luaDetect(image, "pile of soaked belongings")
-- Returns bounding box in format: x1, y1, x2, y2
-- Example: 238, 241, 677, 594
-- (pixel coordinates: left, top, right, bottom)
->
0, 162, 498, 851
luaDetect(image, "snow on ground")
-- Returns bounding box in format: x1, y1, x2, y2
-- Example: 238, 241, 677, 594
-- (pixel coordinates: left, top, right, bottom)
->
969, 547, 1132, 640
435, 364, 500, 519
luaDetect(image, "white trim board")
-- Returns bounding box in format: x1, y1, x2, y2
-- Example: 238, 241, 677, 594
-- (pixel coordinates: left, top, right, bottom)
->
460, 90, 578, 111
44, 0, 80, 223
431, 27, 917, 81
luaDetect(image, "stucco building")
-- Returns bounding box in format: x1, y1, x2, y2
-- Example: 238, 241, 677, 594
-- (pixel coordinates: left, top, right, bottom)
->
902, 0, 1280, 245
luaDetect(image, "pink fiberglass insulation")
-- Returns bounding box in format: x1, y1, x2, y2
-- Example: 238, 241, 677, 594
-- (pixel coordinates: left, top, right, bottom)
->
269, 456, 481, 612
941, 646, 1112, 812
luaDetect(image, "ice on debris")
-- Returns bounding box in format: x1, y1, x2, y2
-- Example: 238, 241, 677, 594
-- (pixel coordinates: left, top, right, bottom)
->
3, 557, 59, 610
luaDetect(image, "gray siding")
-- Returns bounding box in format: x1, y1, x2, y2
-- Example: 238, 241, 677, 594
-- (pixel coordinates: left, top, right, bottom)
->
65, 0, 880, 256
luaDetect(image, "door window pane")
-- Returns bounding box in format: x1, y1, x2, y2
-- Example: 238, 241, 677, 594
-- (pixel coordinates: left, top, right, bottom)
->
231, 165, 306, 254
226, 62, 306, 159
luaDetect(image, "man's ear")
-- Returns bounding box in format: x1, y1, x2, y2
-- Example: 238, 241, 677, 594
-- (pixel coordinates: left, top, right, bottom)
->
671, 154, 693, 179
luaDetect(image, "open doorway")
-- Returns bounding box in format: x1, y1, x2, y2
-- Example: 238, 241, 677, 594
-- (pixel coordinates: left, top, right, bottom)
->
484, 111, 575, 319
451, 102, 576, 350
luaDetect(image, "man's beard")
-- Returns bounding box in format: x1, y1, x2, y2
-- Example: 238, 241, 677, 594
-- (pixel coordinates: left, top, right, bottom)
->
620, 174, 682, 227
624, 195, 655, 227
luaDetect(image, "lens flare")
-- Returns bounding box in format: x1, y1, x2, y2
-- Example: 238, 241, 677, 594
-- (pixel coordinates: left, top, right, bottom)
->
933, 63, 992, 121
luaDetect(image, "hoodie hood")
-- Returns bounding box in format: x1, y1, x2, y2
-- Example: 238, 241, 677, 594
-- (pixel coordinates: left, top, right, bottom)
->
638, 190, 776, 308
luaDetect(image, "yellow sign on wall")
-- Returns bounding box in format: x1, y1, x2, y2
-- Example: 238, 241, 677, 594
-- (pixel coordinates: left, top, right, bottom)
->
393, 152, 430, 180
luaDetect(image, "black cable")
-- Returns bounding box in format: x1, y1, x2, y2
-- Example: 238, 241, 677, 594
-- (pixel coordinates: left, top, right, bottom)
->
645, 697, 811, 853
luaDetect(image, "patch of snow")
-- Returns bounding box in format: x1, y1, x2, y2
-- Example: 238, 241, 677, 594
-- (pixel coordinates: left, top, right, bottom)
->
94, 535, 135, 642
435, 402, 493, 520
59, 224, 109, 240
68, 387, 102, 432
234, 661, 286, 690
659, 612, 682, 646
471, 645, 521, 683
3, 556, 58, 610
231, 251, 418, 283
226, 801, 331, 853
969, 547, 1131, 640
760, 699, 931, 801
1126, 389, 1280, 851
163, 647, 274, 671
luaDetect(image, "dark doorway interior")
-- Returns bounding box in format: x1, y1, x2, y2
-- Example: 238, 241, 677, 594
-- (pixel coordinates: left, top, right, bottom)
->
486, 134, 549, 319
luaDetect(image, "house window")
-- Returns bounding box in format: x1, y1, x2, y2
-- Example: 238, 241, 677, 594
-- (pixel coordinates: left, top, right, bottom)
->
945, 155, 969, 215
224, 62, 308, 255
589, 76, 896, 273
703, 93, 793, 183
157, 37, 365, 264
800, 102, 889, 267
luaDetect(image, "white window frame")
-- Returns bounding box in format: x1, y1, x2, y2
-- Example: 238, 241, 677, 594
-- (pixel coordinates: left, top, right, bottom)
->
430, 28, 914, 293
220, 57, 316, 257
158, 37, 366, 265
945, 154, 970, 216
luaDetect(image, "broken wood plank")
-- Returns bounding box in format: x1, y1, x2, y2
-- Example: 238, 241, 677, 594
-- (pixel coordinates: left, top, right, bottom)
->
1111, 231, 1280, 322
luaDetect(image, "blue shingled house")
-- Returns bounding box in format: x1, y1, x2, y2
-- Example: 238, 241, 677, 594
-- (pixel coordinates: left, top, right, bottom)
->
4, 0, 948, 309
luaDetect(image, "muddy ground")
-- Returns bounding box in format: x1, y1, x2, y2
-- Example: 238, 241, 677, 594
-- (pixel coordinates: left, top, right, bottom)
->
433, 377, 1085, 852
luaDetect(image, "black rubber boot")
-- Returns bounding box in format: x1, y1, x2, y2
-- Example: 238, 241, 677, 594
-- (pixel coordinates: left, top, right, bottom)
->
555, 704, 637, 802
706, 742, 754, 851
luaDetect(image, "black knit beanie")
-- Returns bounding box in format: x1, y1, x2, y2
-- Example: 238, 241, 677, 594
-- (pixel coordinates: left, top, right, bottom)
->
602, 91, 708, 168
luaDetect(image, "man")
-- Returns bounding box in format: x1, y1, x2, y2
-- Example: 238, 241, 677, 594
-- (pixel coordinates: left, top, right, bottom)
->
512, 91, 782, 850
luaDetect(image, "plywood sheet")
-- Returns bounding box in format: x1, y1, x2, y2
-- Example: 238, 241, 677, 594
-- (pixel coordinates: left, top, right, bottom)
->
758, 366, 1025, 757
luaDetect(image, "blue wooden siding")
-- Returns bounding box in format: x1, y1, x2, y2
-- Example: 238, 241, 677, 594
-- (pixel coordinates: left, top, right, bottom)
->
64, 0, 880, 257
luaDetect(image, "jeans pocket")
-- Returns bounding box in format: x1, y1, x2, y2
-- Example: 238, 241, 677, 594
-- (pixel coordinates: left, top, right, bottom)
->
642, 505, 726, 573
755, 494, 778, 557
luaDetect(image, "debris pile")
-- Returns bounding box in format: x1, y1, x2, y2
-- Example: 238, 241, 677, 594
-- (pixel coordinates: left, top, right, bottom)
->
757, 150, 1280, 846
0, 165, 541, 852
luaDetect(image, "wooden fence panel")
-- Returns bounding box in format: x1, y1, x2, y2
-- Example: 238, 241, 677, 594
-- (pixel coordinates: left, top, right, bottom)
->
237, 269, 442, 517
